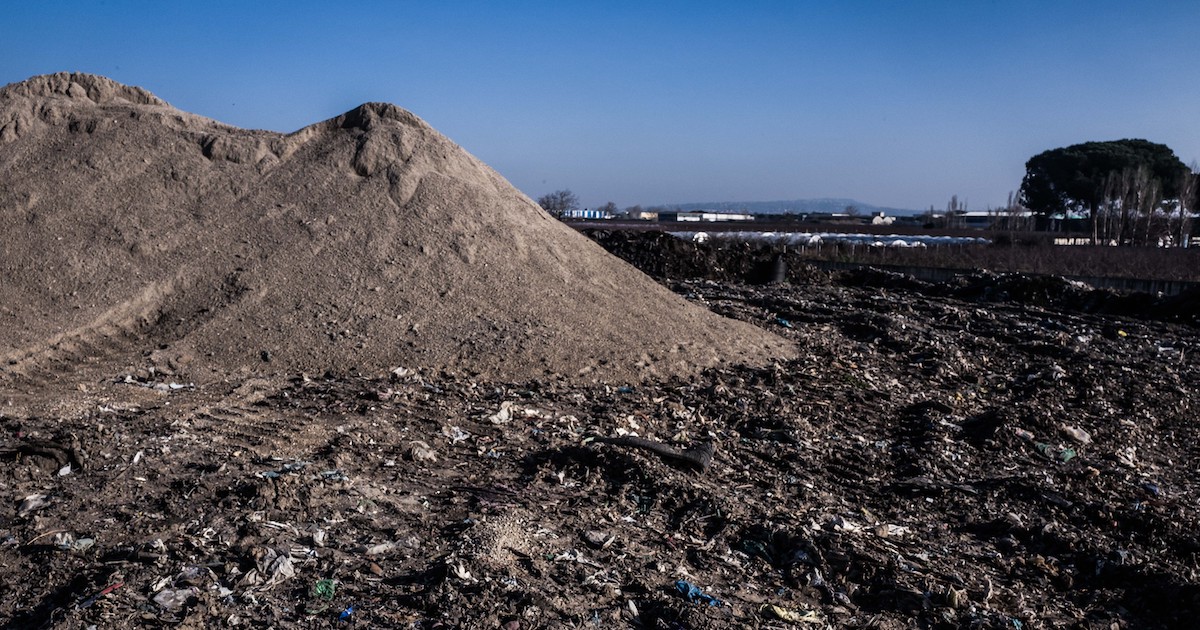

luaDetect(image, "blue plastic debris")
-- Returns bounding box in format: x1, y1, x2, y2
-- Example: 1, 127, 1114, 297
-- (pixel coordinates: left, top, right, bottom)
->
675, 579, 722, 607
339, 605, 354, 621
775, 318, 794, 329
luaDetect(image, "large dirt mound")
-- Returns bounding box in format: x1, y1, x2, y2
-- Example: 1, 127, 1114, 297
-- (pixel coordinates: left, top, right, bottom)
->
0, 73, 792, 384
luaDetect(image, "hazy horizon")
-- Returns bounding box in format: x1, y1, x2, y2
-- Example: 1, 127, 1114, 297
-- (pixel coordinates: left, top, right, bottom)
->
4, 1, 1198, 212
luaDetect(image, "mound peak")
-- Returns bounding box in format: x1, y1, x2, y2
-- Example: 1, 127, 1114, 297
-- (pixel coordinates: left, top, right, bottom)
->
1, 72, 165, 106
333, 102, 428, 132
0, 74, 793, 384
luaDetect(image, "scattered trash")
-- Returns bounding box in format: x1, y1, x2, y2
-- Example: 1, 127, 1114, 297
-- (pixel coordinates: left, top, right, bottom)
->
174, 565, 207, 586
78, 581, 123, 609
365, 540, 396, 556
764, 604, 823, 623
53, 532, 95, 553
408, 441, 437, 463
487, 401, 515, 424
442, 425, 471, 444
1060, 424, 1092, 445
258, 520, 300, 537
553, 548, 602, 567
318, 469, 348, 482
305, 578, 337, 614
17, 494, 50, 517
240, 547, 298, 591
152, 587, 197, 611
1035, 443, 1077, 463
338, 605, 355, 621
257, 461, 310, 479
675, 579, 723, 607
739, 539, 773, 563
449, 561, 474, 582
119, 374, 195, 392
390, 366, 412, 381
776, 317, 794, 328
582, 530, 616, 549
944, 585, 969, 608
265, 552, 296, 586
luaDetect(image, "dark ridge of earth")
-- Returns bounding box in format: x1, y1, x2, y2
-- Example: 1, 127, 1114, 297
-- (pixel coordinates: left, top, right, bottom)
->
583, 228, 1200, 327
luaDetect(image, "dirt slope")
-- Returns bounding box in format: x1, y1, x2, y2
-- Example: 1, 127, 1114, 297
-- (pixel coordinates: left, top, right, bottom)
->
0, 73, 792, 385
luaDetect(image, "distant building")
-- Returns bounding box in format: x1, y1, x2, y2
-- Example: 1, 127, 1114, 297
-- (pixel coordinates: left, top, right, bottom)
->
826, 212, 882, 225
659, 211, 754, 222
625, 210, 659, 221
562, 208, 614, 220
1054, 237, 1116, 246
952, 210, 1036, 229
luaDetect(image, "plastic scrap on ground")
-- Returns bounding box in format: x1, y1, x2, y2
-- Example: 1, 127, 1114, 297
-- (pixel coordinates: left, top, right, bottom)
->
675, 579, 723, 607
764, 603, 824, 624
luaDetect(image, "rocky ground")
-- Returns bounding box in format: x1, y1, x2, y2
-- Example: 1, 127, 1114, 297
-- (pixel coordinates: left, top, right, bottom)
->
3, 237, 1199, 629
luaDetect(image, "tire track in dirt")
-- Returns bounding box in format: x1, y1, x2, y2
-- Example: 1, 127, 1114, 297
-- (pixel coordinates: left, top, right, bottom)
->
0, 275, 184, 378
181, 380, 328, 460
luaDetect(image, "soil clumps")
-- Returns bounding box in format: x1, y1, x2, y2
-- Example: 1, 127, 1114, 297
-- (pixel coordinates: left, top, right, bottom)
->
0, 73, 792, 386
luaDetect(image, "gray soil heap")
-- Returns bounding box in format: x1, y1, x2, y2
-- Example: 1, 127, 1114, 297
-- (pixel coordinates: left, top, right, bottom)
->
0, 73, 793, 385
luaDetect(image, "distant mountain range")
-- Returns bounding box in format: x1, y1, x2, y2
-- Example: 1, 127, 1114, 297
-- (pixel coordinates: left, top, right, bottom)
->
668, 198, 922, 216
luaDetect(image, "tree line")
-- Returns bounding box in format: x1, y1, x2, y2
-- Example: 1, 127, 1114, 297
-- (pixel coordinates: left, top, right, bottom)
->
1019, 139, 1198, 246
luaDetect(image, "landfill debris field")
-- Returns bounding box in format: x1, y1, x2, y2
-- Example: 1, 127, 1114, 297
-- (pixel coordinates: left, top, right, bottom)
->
2, 74, 1200, 629
4, 264, 1200, 629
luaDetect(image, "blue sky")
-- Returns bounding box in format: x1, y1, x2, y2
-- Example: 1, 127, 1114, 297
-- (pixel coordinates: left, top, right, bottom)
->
4, 1, 1198, 211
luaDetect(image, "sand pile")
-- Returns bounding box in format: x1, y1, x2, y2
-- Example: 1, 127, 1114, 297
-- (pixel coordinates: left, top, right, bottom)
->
0, 73, 792, 383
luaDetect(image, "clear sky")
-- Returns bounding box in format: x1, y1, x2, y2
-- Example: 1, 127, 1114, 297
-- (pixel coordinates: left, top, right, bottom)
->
3, 1, 1198, 211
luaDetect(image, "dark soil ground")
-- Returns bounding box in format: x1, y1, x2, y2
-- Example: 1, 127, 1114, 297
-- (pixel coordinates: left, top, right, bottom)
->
3, 233, 1199, 629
